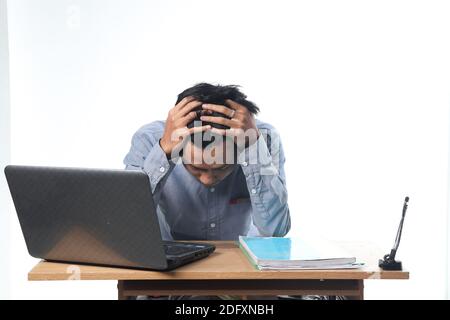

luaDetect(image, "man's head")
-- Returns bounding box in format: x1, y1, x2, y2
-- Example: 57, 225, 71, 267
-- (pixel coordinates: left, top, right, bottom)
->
176, 83, 259, 187
176, 82, 259, 132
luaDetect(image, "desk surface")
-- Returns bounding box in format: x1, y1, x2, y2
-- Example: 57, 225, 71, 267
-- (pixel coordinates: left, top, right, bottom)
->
28, 241, 409, 281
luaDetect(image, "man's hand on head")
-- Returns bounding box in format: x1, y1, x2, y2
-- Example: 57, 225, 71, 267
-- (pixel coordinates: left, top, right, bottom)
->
200, 99, 260, 151
160, 96, 211, 158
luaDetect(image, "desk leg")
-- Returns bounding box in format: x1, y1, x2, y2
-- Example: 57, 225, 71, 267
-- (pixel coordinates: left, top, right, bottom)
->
118, 280, 127, 300
346, 280, 364, 300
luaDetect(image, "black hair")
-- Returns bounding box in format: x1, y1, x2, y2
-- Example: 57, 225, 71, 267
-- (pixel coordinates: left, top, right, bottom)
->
176, 83, 259, 149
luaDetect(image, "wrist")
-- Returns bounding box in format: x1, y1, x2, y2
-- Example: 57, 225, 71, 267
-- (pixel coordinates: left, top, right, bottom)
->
159, 139, 172, 157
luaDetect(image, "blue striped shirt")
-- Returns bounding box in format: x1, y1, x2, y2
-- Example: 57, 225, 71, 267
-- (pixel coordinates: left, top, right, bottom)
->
123, 120, 290, 240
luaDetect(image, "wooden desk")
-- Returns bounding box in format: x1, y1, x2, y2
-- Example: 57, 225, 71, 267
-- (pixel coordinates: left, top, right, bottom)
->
28, 241, 409, 300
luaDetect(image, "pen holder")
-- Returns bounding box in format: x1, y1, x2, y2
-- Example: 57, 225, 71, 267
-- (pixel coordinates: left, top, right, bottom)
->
379, 258, 403, 271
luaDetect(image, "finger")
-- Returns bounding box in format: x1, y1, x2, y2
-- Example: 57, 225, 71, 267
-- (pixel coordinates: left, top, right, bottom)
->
200, 115, 236, 127
210, 128, 227, 136
225, 99, 244, 111
178, 110, 199, 126
173, 96, 196, 112
170, 125, 211, 145
188, 125, 212, 135
202, 103, 235, 118
175, 100, 202, 120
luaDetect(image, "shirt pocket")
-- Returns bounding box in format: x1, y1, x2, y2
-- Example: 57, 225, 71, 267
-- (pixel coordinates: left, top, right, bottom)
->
221, 198, 252, 239
228, 197, 251, 205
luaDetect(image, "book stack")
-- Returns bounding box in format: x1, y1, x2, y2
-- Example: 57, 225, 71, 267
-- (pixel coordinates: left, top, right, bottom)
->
239, 236, 363, 270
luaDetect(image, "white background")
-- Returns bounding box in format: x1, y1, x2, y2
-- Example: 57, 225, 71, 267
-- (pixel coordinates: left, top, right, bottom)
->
1, 0, 450, 299
0, 0, 11, 300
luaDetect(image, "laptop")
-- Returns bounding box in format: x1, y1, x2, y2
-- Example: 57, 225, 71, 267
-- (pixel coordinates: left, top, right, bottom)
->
4, 165, 216, 271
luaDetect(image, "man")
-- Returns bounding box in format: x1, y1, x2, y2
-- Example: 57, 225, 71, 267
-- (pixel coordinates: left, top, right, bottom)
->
123, 83, 290, 241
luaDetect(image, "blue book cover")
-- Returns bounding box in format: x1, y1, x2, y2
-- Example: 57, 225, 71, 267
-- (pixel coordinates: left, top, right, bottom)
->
239, 236, 359, 270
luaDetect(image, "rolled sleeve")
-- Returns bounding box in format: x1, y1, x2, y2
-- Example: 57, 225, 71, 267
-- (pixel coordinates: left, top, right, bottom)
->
142, 141, 173, 192
238, 129, 291, 237
123, 124, 175, 193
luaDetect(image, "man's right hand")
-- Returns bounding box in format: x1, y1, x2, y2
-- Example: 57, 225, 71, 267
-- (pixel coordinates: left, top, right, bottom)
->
159, 96, 211, 158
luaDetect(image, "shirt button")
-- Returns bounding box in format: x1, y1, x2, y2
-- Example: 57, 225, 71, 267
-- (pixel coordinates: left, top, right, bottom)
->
210, 223, 216, 228
210, 188, 215, 193
242, 161, 248, 167
159, 167, 166, 173
251, 189, 257, 194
